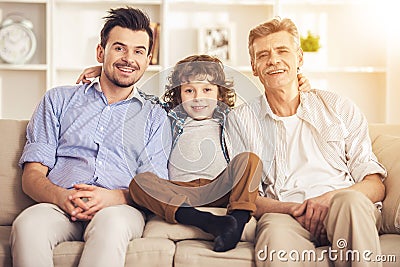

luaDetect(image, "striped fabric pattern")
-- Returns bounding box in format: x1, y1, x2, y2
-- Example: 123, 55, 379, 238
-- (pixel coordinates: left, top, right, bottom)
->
226, 90, 386, 200
19, 80, 172, 190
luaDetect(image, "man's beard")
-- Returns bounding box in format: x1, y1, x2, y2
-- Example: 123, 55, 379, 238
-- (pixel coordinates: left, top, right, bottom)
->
104, 69, 137, 88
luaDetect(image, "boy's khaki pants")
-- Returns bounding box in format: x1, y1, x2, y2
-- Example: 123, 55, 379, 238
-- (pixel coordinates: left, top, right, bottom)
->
129, 152, 262, 223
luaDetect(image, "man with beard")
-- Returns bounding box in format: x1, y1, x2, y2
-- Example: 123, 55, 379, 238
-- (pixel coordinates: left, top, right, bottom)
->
10, 7, 171, 267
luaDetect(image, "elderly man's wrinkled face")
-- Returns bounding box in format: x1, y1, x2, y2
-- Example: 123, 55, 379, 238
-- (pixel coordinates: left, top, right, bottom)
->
251, 31, 303, 91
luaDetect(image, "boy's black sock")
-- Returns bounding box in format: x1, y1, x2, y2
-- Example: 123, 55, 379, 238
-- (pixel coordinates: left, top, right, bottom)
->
175, 207, 252, 252
213, 209, 251, 252
175, 207, 236, 236
175, 207, 239, 252
230, 209, 251, 233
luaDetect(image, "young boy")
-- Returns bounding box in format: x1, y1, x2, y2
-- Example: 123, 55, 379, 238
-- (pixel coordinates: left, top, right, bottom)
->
130, 55, 263, 253
77, 55, 310, 252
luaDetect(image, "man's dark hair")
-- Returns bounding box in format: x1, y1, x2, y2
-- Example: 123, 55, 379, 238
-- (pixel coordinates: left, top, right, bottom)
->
100, 6, 153, 55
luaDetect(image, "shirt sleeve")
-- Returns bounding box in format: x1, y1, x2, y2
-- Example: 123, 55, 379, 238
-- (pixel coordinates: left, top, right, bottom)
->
225, 108, 250, 159
19, 90, 61, 169
136, 105, 172, 180
339, 97, 387, 182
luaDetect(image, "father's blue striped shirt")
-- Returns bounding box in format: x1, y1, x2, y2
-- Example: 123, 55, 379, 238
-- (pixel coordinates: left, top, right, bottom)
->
19, 79, 172, 189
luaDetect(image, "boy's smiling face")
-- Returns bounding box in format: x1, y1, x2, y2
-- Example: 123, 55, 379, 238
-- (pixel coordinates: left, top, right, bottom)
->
180, 80, 219, 120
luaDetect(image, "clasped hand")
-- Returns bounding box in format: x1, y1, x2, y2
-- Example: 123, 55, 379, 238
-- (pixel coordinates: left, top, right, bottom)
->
290, 192, 332, 246
64, 184, 110, 221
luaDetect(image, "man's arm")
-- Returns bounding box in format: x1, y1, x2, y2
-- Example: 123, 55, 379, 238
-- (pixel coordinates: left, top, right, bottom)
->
22, 162, 80, 217
255, 174, 384, 240
254, 195, 306, 219
22, 162, 120, 221
136, 106, 172, 179
347, 173, 385, 202
288, 173, 384, 241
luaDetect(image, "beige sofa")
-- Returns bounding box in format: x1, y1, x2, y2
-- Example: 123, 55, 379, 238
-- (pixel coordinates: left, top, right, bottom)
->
1, 119, 399, 267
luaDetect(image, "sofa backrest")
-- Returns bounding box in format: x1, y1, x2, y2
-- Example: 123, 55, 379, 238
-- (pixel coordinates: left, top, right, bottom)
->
369, 124, 400, 234
369, 123, 400, 142
0, 119, 35, 225
1, 120, 400, 231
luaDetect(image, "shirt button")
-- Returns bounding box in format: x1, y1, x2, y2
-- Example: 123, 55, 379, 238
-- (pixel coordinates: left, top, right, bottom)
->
98, 161, 102, 166
105, 106, 111, 111
100, 126, 104, 132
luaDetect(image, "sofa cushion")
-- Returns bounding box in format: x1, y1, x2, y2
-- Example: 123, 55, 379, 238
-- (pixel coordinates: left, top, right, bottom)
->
143, 207, 257, 243
52, 238, 175, 267
372, 134, 400, 234
174, 240, 254, 267
0, 226, 12, 267
0, 120, 35, 226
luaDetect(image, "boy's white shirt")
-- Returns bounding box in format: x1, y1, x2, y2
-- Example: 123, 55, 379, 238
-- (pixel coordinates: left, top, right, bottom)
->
168, 117, 226, 182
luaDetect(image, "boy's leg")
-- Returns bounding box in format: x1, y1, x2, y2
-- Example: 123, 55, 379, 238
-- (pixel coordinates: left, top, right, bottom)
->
223, 152, 263, 214
10, 203, 84, 267
129, 172, 201, 223
130, 172, 249, 252
131, 151, 261, 221
209, 151, 262, 229
130, 173, 236, 232
206, 152, 263, 251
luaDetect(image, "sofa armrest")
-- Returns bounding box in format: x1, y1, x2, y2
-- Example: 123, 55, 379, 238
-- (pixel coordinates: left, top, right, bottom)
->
372, 134, 400, 234
0, 119, 35, 226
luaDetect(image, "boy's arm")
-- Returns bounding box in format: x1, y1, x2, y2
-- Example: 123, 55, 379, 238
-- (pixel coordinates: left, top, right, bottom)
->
76, 65, 102, 84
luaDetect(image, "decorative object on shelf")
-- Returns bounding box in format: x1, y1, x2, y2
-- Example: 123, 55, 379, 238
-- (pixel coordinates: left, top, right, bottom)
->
0, 14, 37, 64
300, 30, 321, 52
300, 30, 326, 69
198, 25, 235, 64
150, 22, 160, 65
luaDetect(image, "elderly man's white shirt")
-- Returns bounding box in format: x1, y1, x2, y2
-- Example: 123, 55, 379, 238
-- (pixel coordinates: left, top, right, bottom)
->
225, 89, 386, 202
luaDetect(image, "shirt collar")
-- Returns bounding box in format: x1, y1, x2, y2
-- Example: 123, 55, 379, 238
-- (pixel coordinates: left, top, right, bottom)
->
260, 93, 305, 121
84, 76, 145, 105
259, 94, 277, 119
168, 101, 230, 127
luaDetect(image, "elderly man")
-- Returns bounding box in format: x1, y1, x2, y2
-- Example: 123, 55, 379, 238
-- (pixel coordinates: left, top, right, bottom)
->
226, 17, 386, 267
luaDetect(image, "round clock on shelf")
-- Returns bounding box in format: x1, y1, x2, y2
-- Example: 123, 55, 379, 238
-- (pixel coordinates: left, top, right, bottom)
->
0, 15, 37, 64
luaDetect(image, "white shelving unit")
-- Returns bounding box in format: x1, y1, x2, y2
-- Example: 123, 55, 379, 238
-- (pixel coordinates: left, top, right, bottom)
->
51, 0, 163, 94
0, 0, 49, 119
280, 0, 387, 123
0, 0, 395, 123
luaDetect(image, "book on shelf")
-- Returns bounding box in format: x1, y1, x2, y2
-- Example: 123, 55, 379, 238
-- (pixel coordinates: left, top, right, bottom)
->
150, 22, 160, 65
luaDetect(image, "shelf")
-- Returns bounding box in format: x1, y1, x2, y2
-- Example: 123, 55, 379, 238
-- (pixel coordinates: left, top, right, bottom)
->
279, 0, 377, 4
167, 0, 275, 5
0, 0, 46, 3
0, 0, 393, 123
53, 0, 161, 3
55, 65, 163, 72
303, 66, 386, 73
0, 64, 47, 71
233, 66, 386, 74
